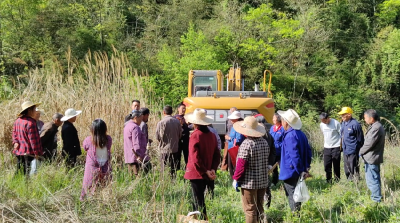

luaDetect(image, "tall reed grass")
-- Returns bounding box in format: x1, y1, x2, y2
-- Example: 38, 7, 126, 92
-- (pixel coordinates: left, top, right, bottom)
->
0, 48, 161, 168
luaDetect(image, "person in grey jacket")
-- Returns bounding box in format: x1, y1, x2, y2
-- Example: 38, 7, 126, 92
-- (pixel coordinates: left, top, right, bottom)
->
156, 105, 182, 177
359, 109, 385, 203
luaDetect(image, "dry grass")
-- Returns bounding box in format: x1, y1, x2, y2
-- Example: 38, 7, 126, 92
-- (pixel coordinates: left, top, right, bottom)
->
0, 48, 162, 168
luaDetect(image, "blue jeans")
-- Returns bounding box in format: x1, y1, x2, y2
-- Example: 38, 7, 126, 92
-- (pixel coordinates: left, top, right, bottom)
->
365, 163, 382, 202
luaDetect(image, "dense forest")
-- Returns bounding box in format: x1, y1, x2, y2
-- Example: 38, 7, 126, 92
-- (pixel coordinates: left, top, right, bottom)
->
1, 0, 400, 123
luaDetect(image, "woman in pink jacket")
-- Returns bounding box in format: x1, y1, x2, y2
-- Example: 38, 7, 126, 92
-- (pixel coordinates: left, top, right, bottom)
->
80, 119, 112, 201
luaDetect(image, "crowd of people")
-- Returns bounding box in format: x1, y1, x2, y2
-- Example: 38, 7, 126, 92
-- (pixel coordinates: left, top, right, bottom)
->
11, 100, 385, 222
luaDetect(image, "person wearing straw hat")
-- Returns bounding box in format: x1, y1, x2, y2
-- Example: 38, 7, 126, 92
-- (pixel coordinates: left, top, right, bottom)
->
12, 101, 43, 175
338, 106, 364, 181
61, 108, 82, 167
224, 110, 245, 177
277, 109, 312, 213
184, 108, 220, 221
232, 116, 270, 223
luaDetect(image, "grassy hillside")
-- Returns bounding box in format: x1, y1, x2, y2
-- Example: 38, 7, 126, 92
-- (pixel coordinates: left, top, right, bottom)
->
1, 52, 400, 222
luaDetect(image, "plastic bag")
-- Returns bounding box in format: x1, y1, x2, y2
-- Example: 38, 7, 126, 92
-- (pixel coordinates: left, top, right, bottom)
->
293, 173, 310, 203
29, 158, 41, 176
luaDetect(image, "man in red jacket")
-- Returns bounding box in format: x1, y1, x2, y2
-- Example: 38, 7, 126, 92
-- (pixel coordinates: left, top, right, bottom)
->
12, 101, 43, 175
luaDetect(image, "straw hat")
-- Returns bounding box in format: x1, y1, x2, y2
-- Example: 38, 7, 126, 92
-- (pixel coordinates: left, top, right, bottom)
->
277, 109, 302, 130
61, 108, 82, 121
18, 101, 41, 116
233, 116, 266, 137
184, 108, 213, 126
228, 111, 242, 120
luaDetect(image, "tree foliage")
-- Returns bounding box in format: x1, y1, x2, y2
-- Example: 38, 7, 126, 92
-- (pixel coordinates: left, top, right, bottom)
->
1, 0, 400, 124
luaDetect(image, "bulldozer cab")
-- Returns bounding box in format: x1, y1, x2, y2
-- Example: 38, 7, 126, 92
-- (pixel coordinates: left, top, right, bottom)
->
184, 68, 274, 134
188, 70, 223, 97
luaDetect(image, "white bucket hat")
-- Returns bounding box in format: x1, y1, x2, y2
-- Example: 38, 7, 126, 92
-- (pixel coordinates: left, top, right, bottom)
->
184, 108, 213, 126
61, 108, 82, 121
233, 116, 266, 137
18, 101, 41, 116
277, 109, 302, 130
36, 108, 45, 115
227, 111, 242, 120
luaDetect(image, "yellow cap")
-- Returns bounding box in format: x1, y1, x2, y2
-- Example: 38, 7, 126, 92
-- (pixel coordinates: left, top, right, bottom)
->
338, 107, 353, 115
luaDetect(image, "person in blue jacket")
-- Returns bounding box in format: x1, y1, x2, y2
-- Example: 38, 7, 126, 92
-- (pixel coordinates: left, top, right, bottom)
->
338, 107, 364, 180
225, 111, 245, 177
277, 109, 312, 213
270, 113, 285, 185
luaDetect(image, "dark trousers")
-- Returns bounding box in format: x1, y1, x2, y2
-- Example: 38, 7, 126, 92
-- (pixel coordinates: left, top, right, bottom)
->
177, 139, 189, 169
43, 145, 57, 161
284, 176, 301, 212
272, 156, 280, 185
265, 186, 272, 208
16, 155, 34, 175
323, 147, 341, 182
64, 155, 77, 168
344, 153, 359, 180
161, 152, 181, 177
190, 179, 215, 220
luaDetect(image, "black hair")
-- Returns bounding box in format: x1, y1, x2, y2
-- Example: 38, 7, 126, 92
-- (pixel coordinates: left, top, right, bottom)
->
364, 109, 380, 121
91, 119, 108, 148
274, 113, 281, 123
196, 124, 210, 133
319, 112, 329, 119
140, 108, 150, 116
164, 105, 173, 115
132, 99, 140, 104
177, 103, 186, 109
21, 106, 35, 116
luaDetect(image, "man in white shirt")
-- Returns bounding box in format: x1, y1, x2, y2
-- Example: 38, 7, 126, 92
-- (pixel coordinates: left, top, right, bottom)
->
320, 112, 342, 183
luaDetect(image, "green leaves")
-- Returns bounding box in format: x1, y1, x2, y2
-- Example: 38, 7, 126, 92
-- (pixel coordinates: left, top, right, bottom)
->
156, 24, 229, 105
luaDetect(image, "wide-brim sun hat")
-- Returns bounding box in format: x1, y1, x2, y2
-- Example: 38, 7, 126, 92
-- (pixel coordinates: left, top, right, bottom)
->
36, 108, 45, 115
233, 116, 266, 137
184, 108, 213, 126
338, 107, 353, 115
18, 101, 41, 116
61, 108, 82, 121
277, 109, 302, 130
227, 111, 242, 120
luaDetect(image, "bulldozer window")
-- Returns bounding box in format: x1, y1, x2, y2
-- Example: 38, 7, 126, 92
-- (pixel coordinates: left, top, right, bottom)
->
192, 76, 217, 96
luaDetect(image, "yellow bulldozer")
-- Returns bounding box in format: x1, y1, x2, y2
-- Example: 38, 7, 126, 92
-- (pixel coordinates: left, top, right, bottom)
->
183, 67, 275, 135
